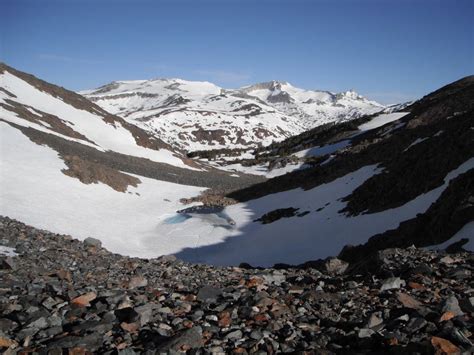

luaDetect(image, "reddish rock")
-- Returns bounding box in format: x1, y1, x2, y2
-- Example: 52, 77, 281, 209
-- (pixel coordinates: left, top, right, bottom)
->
246, 277, 264, 288
218, 311, 232, 328
396, 292, 422, 309
182, 320, 194, 328
56, 268, 72, 282
254, 313, 269, 324
408, 281, 425, 290
68, 347, 88, 355
128, 276, 148, 289
120, 322, 139, 333
439, 311, 455, 322
184, 294, 197, 302
71, 292, 97, 307
431, 336, 460, 354
0, 337, 17, 348
387, 337, 399, 346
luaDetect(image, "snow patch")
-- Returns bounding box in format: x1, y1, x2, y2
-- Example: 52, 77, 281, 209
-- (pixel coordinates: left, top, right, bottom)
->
0, 246, 18, 257
403, 137, 429, 152
294, 140, 351, 158
358, 112, 408, 131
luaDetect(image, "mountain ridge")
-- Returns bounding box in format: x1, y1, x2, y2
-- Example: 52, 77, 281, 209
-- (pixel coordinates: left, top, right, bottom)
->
83, 77, 384, 152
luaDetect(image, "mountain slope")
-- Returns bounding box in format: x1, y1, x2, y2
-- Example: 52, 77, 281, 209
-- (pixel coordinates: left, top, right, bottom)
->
171, 76, 473, 266
0, 63, 195, 169
82, 78, 383, 151
195, 75, 473, 266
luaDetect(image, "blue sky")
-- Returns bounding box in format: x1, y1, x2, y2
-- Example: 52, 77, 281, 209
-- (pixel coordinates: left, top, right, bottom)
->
1, 0, 473, 104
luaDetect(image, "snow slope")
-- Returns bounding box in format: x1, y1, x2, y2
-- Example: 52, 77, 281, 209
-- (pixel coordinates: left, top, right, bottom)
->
358, 112, 409, 131
0, 68, 195, 169
0, 121, 206, 256
83, 79, 384, 151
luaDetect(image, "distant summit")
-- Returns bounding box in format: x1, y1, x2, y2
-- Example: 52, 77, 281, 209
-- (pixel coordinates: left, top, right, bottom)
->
83, 77, 383, 151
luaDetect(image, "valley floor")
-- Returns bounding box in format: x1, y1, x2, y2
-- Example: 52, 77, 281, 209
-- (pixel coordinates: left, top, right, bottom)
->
1, 121, 472, 266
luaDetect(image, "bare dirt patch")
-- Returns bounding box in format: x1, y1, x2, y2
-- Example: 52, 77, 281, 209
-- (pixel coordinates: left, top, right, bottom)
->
61, 155, 141, 192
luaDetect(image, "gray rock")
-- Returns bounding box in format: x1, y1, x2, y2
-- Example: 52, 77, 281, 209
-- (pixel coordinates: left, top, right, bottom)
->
448, 268, 471, 280
449, 327, 473, 347
259, 271, 286, 285
225, 329, 243, 340
46, 333, 103, 350
442, 295, 464, 316
367, 313, 383, 329
115, 307, 140, 323
135, 303, 157, 325
0, 318, 18, 332
324, 258, 349, 275
406, 317, 427, 333
205, 315, 218, 322
460, 297, 474, 313
358, 328, 375, 338
118, 349, 138, 355
440, 255, 456, 264
197, 285, 222, 302
128, 275, 148, 289
157, 326, 203, 352
158, 254, 177, 263
380, 277, 406, 291
83, 237, 102, 248
41, 297, 58, 310
250, 330, 263, 340
0, 256, 15, 270
27, 317, 48, 330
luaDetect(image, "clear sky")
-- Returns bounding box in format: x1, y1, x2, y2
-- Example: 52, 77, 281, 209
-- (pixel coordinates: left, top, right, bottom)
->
1, 0, 473, 104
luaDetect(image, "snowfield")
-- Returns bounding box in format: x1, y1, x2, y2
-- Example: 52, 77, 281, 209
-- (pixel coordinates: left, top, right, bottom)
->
0, 122, 206, 256
176, 157, 473, 266
2, 121, 471, 266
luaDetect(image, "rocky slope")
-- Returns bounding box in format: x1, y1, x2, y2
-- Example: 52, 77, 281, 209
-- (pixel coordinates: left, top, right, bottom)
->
1, 217, 473, 354
82, 79, 383, 152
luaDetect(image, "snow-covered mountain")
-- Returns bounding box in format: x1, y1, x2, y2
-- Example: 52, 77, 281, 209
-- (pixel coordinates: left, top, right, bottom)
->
82, 78, 383, 151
